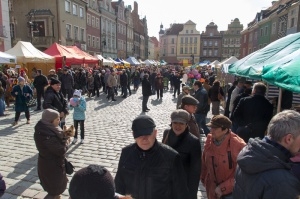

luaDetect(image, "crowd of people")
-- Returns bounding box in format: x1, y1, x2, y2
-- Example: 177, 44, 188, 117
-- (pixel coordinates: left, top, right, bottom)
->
0, 64, 300, 199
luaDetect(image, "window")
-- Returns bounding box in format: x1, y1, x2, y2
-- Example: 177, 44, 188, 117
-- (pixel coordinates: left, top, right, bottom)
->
260, 28, 263, 36
185, 37, 188, 43
272, 22, 276, 35
208, 50, 212, 56
249, 33, 253, 42
194, 47, 197, 54
65, 1, 71, 12
210, 33, 213, 36
80, 28, 84, 41
74, 26, 79, 40
171, 48, 174, 54
214, 50, 218, 56
209, 41, 212, 46
185, 47, 188, 54
73, 3, 78, 15
171, 38, 174, 44
254, 32, 258, 40
8, 0, 13, 11
203, 50, 207, 56
66, 24, 71, 39
280, 21, 285, 31
96, 18, 99, 28
215, 41, 218, 46
204, 41, 207, 46
291, 18, 295, 28
79, 7, 84, 18
10, 23, 15, 39
87, 14, 90, 25
194, 37, 197, 43
92, 16, 95, 27
186, 30, 188, 33
96, 37, 100, 48
264, 26, 268, 35
190, 37, 193, 43
181, 37, 183, 44
189, 47, 192, 54
236, 38, 240, 44
87, 35, 91, 46
92, 36, 95, 47
180, 47, 183, 54
243, 35, 246, 43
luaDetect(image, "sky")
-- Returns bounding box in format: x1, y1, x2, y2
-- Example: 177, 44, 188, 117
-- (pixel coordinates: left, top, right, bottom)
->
123, 0, 272, 38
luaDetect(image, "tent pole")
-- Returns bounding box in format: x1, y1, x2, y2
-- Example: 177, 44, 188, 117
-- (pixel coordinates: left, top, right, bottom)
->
277, 88, 282, 113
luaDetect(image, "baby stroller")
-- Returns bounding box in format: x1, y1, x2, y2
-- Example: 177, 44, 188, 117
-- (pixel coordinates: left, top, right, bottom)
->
163, 77, 169, 90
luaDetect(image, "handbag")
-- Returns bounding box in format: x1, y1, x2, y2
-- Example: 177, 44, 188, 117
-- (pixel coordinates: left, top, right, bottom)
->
64, 158, 75, 175
26, 97, 37, 108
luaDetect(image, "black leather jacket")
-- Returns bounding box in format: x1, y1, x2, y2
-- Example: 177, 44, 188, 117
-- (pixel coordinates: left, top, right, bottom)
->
115, 140, 189, 199
43, 86, 69, 115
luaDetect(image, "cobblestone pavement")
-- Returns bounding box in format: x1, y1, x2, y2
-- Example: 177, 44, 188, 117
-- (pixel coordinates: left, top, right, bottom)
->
0, 86, 214, 199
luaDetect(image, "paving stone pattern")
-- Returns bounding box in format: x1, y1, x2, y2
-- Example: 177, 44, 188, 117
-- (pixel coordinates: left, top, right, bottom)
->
0, 86, 213, 199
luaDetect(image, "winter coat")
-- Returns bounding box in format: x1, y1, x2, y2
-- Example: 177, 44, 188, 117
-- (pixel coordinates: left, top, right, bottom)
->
34, 120, 69, 195
201, 132, 246, 199
106, 74, 117, 87
232, 94, 273, 139
187, 114, 200, 139
115, 140, 189, 199
233, 137, 300, 199
93, 73, 102, 88
162, 128, 202, 199
193, 87, 209, 114
59, 73, 74, 89
172, 75, 182, 87
87, 76, 94, 91
33, 75, 48, 91
11, 84, 33, 112
154, 76, 164, 90
208, 85, 224, 102
120, 73, 128, 87
69, 96, 86, 120
43, 86, 69, 115
142, 77, 152, 96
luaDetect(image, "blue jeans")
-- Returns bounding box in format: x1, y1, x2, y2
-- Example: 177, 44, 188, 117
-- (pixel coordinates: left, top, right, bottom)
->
195, 113, 210, 136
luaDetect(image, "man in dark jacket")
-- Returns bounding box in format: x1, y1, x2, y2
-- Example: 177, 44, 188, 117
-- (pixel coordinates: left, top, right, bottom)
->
193, 80, 210, 135
172, 72, 182, 96
115, 115, 189, 199
119, 69, 128, 98
43, 78, 69, 127
233, 110, 300, 199
59, 68, 74, 100
141, 74, 152, 112
33, 69, 49, 111
93, 70, 102, 97
224, 81, 238, 117
232, 82, 273, 143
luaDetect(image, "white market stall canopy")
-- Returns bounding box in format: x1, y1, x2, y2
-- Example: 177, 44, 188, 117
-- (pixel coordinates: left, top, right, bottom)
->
95, 54, 114, 66
0, 51, 16, 64
5, 41, 55, 63
220, 56, 239, 73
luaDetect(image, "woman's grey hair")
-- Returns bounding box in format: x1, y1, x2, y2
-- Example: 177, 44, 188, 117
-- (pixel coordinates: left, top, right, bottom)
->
267, 110, 300, 142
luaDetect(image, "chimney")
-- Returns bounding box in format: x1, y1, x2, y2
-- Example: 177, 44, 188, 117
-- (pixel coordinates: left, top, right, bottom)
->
134, 1, 138, 13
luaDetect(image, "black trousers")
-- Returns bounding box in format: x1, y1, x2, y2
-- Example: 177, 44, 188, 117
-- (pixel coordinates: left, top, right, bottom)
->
74, 120, 85, 139
174, 86, 180, 96
107, 87, 115, 100
36, 89, 44, 109
127, 82, 131, 95
93, 87, 100, 97
142, 95, 149, 111
61, 88, 73, 100
15, 111, 30, 122
156, 89, 163, 99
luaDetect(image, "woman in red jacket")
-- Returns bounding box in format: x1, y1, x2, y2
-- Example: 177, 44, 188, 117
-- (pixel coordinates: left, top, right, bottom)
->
201, 115, 245, 199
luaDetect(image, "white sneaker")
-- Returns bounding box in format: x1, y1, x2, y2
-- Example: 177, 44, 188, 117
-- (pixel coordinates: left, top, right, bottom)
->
72, 138, 77, 144
80, 139, 84, 144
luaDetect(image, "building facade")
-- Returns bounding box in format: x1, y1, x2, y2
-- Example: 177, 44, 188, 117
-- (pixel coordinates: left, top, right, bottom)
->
200, 22, 223, 62
86, 0, 101, 55
1, 0, 11, 51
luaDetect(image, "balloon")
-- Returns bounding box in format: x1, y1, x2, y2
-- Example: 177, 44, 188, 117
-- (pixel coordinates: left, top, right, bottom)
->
70, 97, 79, 106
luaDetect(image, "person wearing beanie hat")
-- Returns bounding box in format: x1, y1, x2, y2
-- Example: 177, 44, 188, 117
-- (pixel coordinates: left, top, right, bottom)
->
69, 89, 86, 144
201, 114, 246, 199
43, 75, 69, 129
162, 110, 202, 199
69, 165, 132, 199
33, 68, 49, 111
115, 115, 189, 199
176, 85, 190, 109
11, 75, 33, 126
34, 109, 70, 199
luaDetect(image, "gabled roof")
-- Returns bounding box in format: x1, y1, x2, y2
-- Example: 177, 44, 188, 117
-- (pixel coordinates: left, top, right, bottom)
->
165, 24, 184, 35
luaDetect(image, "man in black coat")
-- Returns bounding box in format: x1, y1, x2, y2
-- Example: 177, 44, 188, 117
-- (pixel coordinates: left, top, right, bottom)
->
172, 72, 182, 96
93, 70, 102, 97
33, 69, 49, 111
141, 74, 152, 112
232, 82, 273, 143
119, 69, 128, 98
43, 78, 69, 127
115, 115, 189, 199
59, 68, 74, 100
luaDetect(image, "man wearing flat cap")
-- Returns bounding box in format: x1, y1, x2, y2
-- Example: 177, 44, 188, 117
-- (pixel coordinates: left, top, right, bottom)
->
180, 95, 201, 138
115, 115, 189, 199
